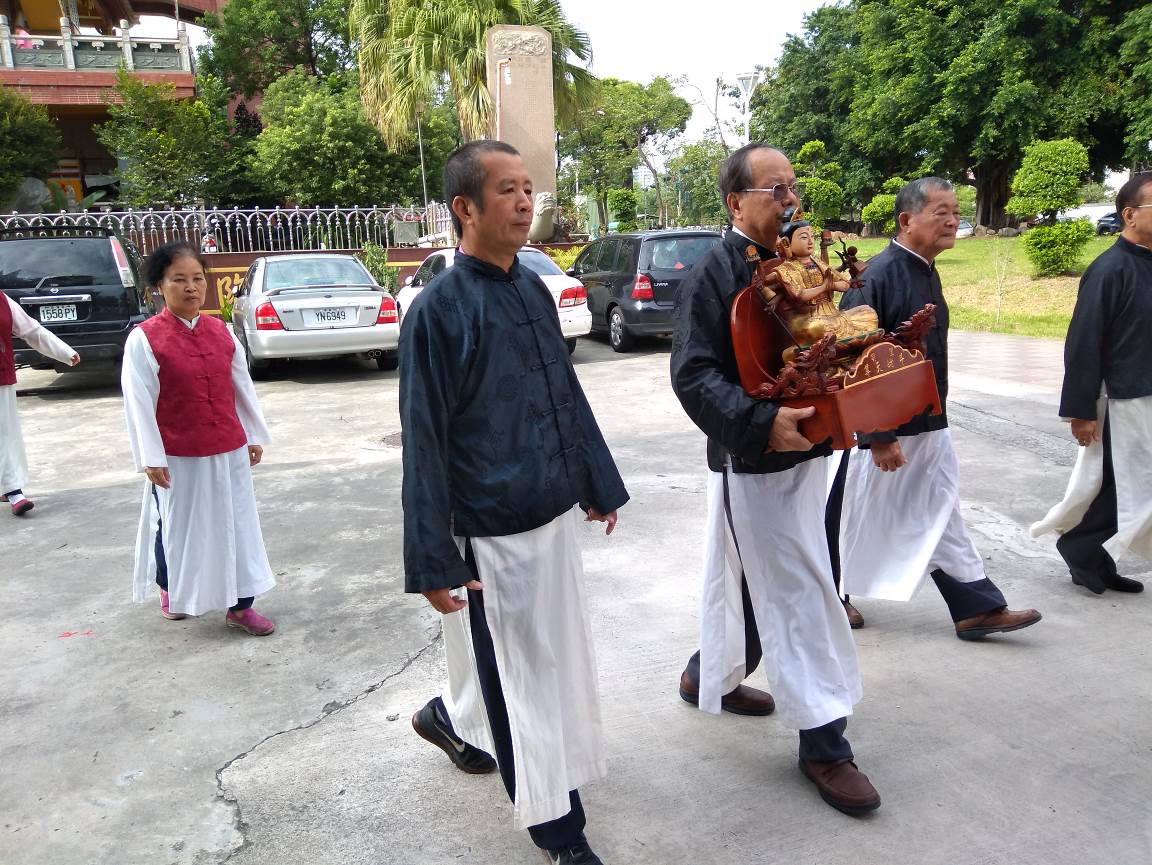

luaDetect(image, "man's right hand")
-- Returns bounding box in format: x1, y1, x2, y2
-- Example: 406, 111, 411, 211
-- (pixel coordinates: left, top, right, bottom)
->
423, 580, 484, 614
1070, 418, 1099, 447
870, 440, 907, 471
768, 406, 816, 452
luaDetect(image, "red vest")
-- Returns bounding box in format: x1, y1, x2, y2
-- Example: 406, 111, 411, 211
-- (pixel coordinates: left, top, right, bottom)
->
139, 309, 248, 457
0, 301, 15, 389
1, 297, 15, 387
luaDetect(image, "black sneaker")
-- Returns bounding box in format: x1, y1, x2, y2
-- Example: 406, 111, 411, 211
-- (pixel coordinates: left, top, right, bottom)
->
411, 697, 497, 774
543, 836, 604, 864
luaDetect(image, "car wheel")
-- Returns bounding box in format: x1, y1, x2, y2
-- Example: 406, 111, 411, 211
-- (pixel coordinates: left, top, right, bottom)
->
376, 351, 399, 371
245, 339, 271, 380
565, 338, 577, 355
608, 307, 634, 353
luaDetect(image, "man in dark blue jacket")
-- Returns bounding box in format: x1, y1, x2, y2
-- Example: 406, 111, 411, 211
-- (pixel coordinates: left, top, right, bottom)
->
400, 141, 628, 865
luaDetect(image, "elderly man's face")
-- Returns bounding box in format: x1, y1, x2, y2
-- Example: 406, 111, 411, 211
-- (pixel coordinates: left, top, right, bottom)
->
727, 149, 799, 249
900, 188, 960, 261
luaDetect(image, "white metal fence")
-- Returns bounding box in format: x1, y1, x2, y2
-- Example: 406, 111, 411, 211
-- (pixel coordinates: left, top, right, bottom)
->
0, 204, 454, 253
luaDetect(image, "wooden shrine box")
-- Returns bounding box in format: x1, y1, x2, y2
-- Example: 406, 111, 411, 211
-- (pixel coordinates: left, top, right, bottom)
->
730, 285, 942, 450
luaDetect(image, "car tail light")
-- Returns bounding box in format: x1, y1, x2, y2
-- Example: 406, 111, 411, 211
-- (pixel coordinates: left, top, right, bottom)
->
558, 285, 587, 308
255, 302, 284, 330
109, 237, 136, 287
631, 273, 654, 300
377, 294, 399, 324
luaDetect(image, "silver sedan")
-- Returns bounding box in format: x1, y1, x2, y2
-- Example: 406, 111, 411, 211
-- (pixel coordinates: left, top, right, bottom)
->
231, 254, 400, 378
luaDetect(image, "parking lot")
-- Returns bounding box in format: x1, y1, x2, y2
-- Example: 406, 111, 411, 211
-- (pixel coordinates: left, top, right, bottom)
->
3, 332, 1150, 865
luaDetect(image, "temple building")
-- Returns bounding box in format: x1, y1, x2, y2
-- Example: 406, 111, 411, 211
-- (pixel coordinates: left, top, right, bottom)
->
0, 0, 218, 203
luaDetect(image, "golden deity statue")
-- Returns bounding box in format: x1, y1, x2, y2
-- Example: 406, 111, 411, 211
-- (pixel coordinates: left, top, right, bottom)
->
772, 215, 880, 361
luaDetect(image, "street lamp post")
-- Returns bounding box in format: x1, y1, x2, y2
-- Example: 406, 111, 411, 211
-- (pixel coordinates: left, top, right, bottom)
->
735, 71, 761, 145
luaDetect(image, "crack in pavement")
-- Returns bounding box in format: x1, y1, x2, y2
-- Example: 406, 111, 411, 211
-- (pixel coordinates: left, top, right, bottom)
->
949, 400, 1076, 468
214, 626, 443, 863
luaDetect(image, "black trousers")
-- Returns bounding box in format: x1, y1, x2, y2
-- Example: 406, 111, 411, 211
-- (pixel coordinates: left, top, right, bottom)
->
684, 473, 853, 763
1056, 418, 1120, 582
462, 540, 585, 851
825, 449, 1006, 622
152, 486, 253, 612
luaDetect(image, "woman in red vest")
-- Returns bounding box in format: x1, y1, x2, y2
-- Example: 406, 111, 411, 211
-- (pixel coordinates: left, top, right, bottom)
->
122, 241, 277, 635
1, 296, 79, 516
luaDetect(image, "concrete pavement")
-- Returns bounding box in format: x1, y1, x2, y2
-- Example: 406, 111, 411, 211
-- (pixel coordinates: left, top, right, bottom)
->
2, 332, 1150, 865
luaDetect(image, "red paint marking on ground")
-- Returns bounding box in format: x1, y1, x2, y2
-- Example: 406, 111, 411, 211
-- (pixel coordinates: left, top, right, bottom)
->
58, 629, 95, 639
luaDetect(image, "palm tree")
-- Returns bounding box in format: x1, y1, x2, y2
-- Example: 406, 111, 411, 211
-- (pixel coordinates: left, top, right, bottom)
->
350, 0, 596, 148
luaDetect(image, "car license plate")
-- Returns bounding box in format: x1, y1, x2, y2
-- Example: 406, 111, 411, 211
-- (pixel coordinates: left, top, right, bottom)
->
39, 304, 78, 323
306, 307, 353, 326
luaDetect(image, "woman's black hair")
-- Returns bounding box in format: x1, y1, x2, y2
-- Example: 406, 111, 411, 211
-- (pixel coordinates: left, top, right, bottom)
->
144, 241, 207, 288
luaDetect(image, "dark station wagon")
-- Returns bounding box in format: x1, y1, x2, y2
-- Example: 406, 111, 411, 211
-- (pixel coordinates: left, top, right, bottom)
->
568, 229, 722, 352
0, 227, 151, 371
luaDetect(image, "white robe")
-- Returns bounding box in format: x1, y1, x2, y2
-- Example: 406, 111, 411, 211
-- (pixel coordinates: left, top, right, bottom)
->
697, 460, 862, 730
1030, 395, 1152, 564
1, 296, 77, 492
122, 319, 275, 616
837, 429, 986, 602
441, 507, 606, 830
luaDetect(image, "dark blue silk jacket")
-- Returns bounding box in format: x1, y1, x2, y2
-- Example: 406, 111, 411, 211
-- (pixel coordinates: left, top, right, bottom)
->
400, 250, 629, 593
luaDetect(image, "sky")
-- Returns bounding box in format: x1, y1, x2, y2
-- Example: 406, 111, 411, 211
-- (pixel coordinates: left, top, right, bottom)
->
139, 0, 832, 143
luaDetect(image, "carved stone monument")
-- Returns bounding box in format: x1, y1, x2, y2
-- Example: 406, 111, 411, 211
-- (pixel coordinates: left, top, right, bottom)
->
485, 25, 557, 209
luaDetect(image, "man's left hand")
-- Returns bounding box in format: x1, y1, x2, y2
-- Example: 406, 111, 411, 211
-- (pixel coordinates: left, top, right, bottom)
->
69, 353, 80, 366
586, 508, 618, 535
248, 445, 263, 466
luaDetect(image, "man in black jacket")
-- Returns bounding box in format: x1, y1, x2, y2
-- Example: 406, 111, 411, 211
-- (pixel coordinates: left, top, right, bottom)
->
400, 141, 628, 865
828, 177, 1041, 639
1031, 171, 1152, 592
671, 143, 879, 816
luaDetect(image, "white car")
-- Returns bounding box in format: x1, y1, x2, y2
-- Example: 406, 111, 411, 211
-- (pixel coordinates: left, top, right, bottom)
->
231, 253, 400, 378
396, 247, 592, 353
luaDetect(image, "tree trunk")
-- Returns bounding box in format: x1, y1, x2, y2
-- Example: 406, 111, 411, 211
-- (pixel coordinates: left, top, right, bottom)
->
973, 160, 1012, 229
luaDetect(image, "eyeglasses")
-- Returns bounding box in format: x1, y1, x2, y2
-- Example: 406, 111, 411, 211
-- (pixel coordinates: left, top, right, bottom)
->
1130, 204, 1152, 209
739, 183, 799, 202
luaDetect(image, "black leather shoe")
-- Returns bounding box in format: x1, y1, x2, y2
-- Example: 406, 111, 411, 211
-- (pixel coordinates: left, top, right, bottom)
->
1104, 573, 1144, 593
679, 670, 775, 716
542, 837, 603, 864
1070, 570, 1106, 594
412, 697, 497, 774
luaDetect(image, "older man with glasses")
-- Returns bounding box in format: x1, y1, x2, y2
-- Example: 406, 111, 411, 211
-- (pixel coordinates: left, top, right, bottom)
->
671, 143, 880, 816
1032, 171, 1152, 594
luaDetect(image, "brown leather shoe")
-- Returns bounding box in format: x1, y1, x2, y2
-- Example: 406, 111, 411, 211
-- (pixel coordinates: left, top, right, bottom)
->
843, 599, 864, 629
679, 670, 775, 716
955, 606, 1042, 641
799, 758, 881, 815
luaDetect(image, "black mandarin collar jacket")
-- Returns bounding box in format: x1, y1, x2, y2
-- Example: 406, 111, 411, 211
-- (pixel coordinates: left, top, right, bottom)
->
399, 249, 629, 593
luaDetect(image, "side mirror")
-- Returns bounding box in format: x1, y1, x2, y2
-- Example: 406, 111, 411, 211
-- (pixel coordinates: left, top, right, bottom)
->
404, 275, 414, 287
565, 268, 576, 277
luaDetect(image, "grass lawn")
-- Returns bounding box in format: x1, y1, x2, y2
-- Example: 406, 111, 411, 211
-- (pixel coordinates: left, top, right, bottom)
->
846, 235, 1116, 339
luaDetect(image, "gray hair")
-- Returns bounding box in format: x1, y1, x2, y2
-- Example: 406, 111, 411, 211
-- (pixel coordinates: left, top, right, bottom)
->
719, 142, 784, 220
894, 177, 954, 232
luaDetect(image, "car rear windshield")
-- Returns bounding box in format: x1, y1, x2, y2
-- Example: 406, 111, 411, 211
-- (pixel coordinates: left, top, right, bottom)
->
518, 249, 564, 277
265, 258, 374, 289
0, 237, 119, 290
639, 236, 720, 271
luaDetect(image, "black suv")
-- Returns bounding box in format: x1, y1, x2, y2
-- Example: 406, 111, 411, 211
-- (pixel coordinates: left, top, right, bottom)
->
568, 229, 721, 352
1096, 212, 1121, 235
0, 227, 152, 370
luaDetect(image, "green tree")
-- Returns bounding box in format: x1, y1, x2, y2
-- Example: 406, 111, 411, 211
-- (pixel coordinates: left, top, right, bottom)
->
97, 70, 232, 207
0, 88, 61, 198
1077, 181, 1114, 204
794, 139, 845, 225
251, 70, 454, 206
198, 0, 353, 98
351, 0, 595, 148
1120, 4, 1152, 168
607, 187, 638, 232
666, 138, 727, 226
1006, 138, 1090, 224
559, 77, 692, 226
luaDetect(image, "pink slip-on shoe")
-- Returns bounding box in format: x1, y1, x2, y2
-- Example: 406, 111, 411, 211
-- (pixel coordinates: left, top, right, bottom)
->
8, 493, 33, 516
160, 590, 187, 620
226, 608, 275, 636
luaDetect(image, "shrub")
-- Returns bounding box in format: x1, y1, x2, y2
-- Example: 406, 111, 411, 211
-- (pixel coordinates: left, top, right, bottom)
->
359, 241, 398, 293
861, 193, 897, 235
1006, 138, 1090, 224
607, 187, 639, 232
1020, 220, 1095, 276
540, 245, 585, 272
